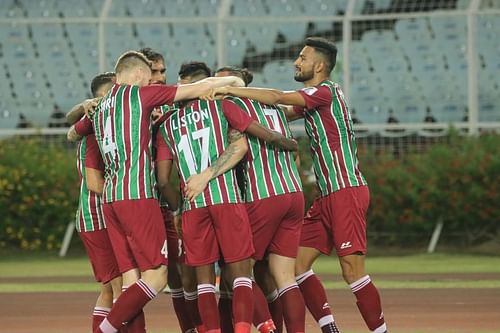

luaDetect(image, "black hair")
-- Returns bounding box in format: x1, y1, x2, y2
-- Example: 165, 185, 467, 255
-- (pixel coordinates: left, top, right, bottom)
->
304, 37, 337, 73
138, 47, 165, 63
178, 61, 211, 80
215, 66, 253, 87
90, 72, 115, 97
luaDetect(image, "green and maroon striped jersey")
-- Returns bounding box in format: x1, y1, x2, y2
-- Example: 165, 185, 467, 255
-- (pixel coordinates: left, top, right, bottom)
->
227, 97, 302, 202
295, 80, 367, 196
158, 99, 253, 211
75, 134, 106, 232
90, 83, 177, 203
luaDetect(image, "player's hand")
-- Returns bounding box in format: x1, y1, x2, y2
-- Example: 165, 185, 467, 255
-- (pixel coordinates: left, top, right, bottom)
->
184, 171, 211, 202
152, 108, 162, 125
173, 214, 183, 240
201, 87, 230, 101
83, 97, 101, 118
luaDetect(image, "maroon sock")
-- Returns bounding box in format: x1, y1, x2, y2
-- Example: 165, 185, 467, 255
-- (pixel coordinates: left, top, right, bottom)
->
232, 277, 253, 333
350, 275, 386, 332
125, 310, 145, 333
198, 284, 220, 331
266, 291, 283, 333
278, 284, 305, 333
252, 281, 274, 331
97, 280, 157, 333
218, 291, 234, 333
93, 307, 110, 331
296, 270, 333, 322
171, 288, 195, 333
184, 290, 204, 330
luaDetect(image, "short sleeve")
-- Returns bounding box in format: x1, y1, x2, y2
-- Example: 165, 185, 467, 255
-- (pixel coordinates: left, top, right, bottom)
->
296, 85, 333, 111
221, 100, 253, 133
74, 116, 94, 136
84, 134, 104, 171
139, 84, 178, 112
155, 129, 173, 162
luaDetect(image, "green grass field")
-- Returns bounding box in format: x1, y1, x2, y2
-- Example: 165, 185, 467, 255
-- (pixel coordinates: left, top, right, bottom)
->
1, 252, 499, 292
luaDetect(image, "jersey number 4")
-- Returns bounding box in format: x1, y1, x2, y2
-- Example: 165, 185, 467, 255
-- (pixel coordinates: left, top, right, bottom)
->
102, 116, 117, 157
178, 127, 211, 175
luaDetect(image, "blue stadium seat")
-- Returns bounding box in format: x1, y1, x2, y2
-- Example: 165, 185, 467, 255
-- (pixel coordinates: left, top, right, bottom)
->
197, 0, 220, 16
57, 0, 94, 17
302, 0, 335, 32
243, 23, 278, 54
232, 0, 267, 16
432, 101, 467, 123
351, 94, 388, 124
125, 0, 163, 17
0, 0, 24, 18
395, 18, 432, 41
0, 103, 19, 129
23, 0, 59, 17
390, 95, 427, 123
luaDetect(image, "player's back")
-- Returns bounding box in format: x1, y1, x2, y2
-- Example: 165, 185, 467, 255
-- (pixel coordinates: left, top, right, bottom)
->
227, 96, 302, 202
159, 99, 243, 211
92, 84, 157, 203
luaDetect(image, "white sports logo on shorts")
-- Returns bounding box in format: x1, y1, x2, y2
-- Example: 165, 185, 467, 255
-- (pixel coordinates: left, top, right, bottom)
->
340, 241, 352, 249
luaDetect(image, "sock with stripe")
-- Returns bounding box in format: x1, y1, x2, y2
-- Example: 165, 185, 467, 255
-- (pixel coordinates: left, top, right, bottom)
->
171, 288, 196, 333
197, 284, 220, 332
296, 270, 340, 333
120, 285, 145, 333
96, 279, 158, 333
266, 290, 283, 333
93, 307, 110, 331
278, 283, 306, 333
184, 290, 206, 333
218, 290, 234, 333
232, 277, 253, 333
252, 281, 276, 333
350, 275, 387, 333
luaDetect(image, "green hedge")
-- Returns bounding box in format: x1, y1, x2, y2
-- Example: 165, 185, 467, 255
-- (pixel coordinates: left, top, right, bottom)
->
0, 138, 79, 250
0, 133, 499, 250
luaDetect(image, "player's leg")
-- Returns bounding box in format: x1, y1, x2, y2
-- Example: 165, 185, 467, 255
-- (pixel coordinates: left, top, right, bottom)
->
265, 192, 306, 333
332, 186, 387, 333
218, 265, 234, 333
295, 197, 341, 333
250, 258, 277, 333
254, 261, 283, 333
163, 207, 195, 333
182, 263, 206, 333
212, 203, 255, 333
96, 199, 167, 333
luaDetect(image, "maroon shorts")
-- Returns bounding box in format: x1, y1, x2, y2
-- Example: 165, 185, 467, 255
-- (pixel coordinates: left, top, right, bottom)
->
182, 203, 254, 266
79, 229, 121, 283
246, 192, 304, 260
103, 199, 168, 273
161, 207, 185, 264
300, 186, 370, 257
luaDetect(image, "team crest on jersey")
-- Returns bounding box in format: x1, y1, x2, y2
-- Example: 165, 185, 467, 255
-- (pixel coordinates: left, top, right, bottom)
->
301, 87, 318, 96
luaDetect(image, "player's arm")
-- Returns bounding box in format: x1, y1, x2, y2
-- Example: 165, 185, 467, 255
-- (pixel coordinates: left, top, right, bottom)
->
173, 76, 245, 102
279, 104, 304, 121
184, 130, 248, 202
65, 98, 101, 125
155, 130, 180, 210
222, 100, 298, 152
67, 117, 93, 142
85, 168, 104, 195
206, 86, 307, 107
156, 159, 180, 211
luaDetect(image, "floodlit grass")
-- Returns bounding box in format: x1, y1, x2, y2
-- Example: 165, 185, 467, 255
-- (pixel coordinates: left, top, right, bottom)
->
0, 252, 499, 293
313, 253, 500, 274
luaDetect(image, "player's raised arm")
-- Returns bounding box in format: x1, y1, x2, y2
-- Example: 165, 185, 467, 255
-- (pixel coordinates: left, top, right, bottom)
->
184, 129, 248, 202
65, 98, 101, 125
173, 76, 245, 102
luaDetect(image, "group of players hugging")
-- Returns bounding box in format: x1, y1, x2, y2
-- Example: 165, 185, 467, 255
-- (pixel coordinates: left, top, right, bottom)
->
66, 36, 388, 333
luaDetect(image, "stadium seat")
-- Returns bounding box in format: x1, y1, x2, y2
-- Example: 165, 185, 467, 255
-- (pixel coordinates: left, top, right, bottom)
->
232, 0, 267, 16
23, 0, 59, 17
432, 101, 467, 123
0, 103, 19, 129
197, 0, 220, 16
57, 0, 94, 17
243, 23, 278, 54
390, 95, 427, 123
125, 0, 164, 17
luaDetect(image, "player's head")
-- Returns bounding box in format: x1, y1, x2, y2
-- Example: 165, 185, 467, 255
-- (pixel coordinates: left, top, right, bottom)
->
214, 66, 253, 87
178, 61, 211, 84
138, 47, 166, 84
114, 50, 152, 86
90, 72, 116, 98
294, 37, 337, 82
